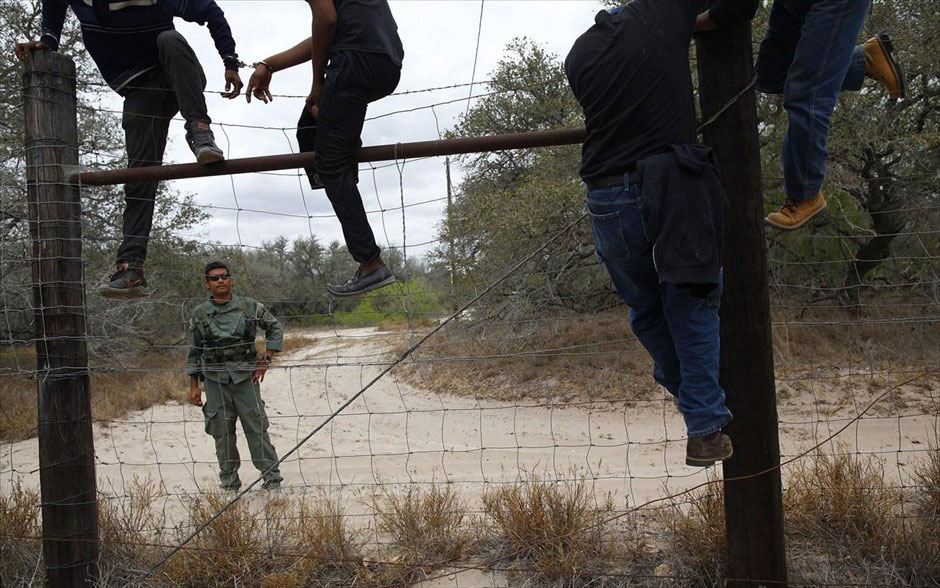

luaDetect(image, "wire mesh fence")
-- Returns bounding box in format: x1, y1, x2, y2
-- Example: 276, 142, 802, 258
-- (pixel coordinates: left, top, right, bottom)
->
2, 5, 939, 587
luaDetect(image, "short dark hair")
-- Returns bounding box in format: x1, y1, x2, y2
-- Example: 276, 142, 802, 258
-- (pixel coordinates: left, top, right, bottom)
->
204, 261, 229, 277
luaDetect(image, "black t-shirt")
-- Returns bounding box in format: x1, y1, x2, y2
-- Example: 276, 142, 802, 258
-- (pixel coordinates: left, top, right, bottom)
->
564, 0, 755, 183
332, 0, 404, 66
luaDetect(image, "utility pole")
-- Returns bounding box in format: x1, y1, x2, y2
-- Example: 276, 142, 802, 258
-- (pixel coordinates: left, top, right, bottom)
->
24, 50, 99, 585
696, 17, 789, 587
445, 157, 457, 295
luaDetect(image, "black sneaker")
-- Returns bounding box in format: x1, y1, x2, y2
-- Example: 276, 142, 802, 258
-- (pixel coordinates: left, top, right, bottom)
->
262, 478, 282, 491
185, 121, 224, 164
327, 264, 396, 297
98, 261, 150, 299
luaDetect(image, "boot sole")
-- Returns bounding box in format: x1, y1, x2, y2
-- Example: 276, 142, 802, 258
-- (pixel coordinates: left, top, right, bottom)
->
196, 148, 225, 165
765, 200, 827, 231
686, 446, 733, 467
873, 33, 905, 99
327, 275, 397, 297
99, 286, 150, 300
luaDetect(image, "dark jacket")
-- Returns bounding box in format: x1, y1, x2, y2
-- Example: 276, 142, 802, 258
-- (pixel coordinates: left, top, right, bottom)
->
41, 0, 238, 93
636, 144, 725, 288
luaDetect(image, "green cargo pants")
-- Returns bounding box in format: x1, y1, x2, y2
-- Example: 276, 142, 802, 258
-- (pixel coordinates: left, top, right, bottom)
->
202, 377, 282, 489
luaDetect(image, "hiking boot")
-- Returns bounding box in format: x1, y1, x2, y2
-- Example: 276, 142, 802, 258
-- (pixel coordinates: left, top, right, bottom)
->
262, 478, 282, 491
98, 260, 149, 299
765, 192, 827, 230
327, 264, 396, 297
686, 432, 733, 467
185, 121, 224, 164
863, 33, 905, 99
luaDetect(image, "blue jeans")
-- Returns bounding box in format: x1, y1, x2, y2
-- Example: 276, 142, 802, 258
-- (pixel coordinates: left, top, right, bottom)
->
587, 184, 731, 437
756, 0, 870, 201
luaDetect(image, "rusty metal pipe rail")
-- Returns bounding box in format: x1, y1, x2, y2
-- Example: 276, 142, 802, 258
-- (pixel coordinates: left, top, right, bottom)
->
70, 127, 587, 187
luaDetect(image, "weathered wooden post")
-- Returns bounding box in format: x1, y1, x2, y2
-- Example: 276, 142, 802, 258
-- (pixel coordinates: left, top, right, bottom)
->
696, 16, 789, 587
23, 49, 99, 585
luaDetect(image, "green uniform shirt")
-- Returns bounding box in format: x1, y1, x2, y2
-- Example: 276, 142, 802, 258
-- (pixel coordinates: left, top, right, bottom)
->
187, 294, 283, 384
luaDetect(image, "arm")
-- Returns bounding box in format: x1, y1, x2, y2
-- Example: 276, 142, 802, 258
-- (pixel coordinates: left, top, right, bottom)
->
245, 38, 313, 103
186, 314, 204, 406
252, 303, 283, 384
16, 0, 68, 61
695, 0, 759, 32
171, 0, 243, 98
307, 0, 337, 111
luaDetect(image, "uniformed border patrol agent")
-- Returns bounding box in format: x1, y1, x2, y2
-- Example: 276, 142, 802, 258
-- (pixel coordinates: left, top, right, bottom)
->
187, 261, 283, 491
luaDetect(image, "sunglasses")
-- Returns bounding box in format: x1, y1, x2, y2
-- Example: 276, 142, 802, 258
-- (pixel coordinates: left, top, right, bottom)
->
206, 274, 232, 282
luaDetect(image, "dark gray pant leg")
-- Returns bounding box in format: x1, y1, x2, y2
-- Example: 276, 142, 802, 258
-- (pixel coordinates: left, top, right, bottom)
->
315, 51, 401, 264
156, 30, 210, 125
116, 71, 178, 263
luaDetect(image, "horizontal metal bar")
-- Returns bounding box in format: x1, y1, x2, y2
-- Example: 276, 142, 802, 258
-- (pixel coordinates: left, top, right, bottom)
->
70, 127, 587, 187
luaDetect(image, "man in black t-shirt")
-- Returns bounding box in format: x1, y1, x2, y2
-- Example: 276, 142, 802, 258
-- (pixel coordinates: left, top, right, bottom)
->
246, 0, 404, 296
565, 0, 757, 467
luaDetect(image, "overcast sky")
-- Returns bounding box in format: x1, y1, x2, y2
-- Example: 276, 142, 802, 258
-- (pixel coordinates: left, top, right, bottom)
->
83, 0, 605, 261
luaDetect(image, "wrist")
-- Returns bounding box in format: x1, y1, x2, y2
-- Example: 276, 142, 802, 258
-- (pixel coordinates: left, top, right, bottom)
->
253, 60, 274, 74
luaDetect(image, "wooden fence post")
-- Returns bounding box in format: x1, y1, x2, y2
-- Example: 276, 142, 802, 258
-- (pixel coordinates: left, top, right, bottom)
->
23, 49, 99, 585
695, 19, 789, 587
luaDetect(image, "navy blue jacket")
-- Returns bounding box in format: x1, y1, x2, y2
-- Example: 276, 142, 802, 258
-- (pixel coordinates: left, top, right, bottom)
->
40, 0, 238, 93
636, 144, 726, 288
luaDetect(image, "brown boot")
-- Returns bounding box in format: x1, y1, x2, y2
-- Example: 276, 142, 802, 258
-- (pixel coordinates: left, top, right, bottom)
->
765, 191, 827, 230
686, 432, 733, 467
863, 33, 905, 99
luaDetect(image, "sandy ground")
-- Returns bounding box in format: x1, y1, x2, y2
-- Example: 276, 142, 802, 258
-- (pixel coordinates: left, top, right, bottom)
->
2, 327, 938, 587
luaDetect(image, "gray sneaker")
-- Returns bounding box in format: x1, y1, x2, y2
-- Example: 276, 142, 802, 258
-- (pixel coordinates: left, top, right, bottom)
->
262, 478, 282, 491
185, 121, 224, 164
98, 261, 150, 299
686, 432, 733, 467
327, 264, 396, 297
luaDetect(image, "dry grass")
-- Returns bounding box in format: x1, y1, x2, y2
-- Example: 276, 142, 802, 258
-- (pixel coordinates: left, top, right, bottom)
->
372, 483, 469, 581
399, 309, 653, 402
785, 448, 905, 561
1, 347, 185, 442
479, 474, 647, 585
399, 301, 939, 405
0, 481, 42, 586
771, 302, 940, 369
651, 448, 940, 586
2, 331, 323, 443
655, 483, 726, 587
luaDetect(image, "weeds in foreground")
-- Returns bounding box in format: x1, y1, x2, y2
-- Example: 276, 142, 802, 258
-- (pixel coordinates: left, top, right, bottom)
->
0, 481, 41, 586
97, 476, 167, 585
373, 484, 469, 580
3, 448, 939, 586
479, 475, 638, 585
656, 482, 726, 587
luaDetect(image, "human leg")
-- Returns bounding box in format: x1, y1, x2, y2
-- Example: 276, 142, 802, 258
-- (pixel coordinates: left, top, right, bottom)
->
203, 378, 242, 489
316, 52, 401, 295
156, 30, 222, 163
779, 0, 871, 201
230, 379, 282, 486
587, 185, 681, 398
99, 72, 178, 298
660, 278, 731, 438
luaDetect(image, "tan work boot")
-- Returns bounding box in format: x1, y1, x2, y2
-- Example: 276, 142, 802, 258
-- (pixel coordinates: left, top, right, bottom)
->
765, 192, 827, 230
686, 432, 733, 467
863, 33, 905, 99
